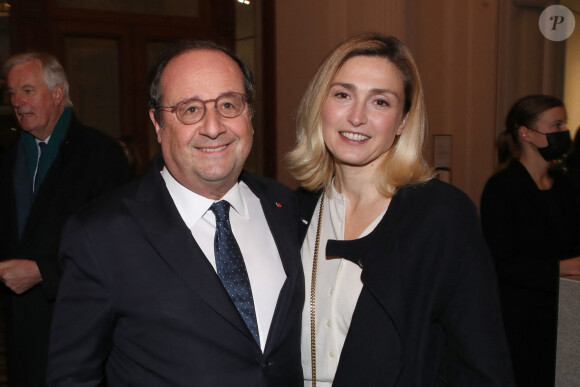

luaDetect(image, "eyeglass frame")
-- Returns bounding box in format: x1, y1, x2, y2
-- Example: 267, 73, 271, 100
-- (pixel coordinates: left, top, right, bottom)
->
155, 92, 248, 125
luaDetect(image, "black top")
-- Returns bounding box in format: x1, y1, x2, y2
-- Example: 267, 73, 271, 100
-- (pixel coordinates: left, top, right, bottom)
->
481, 159, 580, 387
299, 179, 515, 386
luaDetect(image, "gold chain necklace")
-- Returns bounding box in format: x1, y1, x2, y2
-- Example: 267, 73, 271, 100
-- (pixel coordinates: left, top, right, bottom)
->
310, 193, 325, 387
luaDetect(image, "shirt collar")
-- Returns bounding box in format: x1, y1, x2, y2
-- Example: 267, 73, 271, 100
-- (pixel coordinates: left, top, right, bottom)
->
160, 167, 250, 229
221, 182, 249, 220
36, 135, 52, 146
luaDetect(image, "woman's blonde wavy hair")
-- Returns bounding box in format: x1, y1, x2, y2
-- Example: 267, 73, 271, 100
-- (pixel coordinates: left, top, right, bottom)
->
286, 34, 434, 197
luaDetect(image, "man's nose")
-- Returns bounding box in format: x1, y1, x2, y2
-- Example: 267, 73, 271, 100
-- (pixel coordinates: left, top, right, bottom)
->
198, 103, 226, 138
11, 93, 23, 107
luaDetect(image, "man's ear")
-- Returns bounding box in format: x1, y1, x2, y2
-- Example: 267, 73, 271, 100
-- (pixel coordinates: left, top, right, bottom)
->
149, 109, 163, 144
52, 84, 64, 105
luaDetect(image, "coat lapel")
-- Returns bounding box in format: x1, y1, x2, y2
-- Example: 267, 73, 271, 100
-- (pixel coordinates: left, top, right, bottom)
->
23, 148, 63, 238
304, 189, 406, 338
123, 159, 252, 342
20, 120, 74, 240
325, 208, 405, 340
241, 173, 301, 356
302, 189, 406, 383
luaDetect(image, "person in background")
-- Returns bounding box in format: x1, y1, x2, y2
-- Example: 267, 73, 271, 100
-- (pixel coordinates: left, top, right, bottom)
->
287, 33, 514, 387
566, 127, 580, 195
481, 94, 580, 387
0, 52, 130, 386
47, 40, 304, 386
118, 134, 146, 179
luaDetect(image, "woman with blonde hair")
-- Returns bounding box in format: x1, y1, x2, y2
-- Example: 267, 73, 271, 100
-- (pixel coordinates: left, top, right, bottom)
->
287, 34, 514, 386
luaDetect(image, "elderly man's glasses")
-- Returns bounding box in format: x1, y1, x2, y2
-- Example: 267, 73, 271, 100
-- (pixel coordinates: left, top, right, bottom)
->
157, 92, 247, 125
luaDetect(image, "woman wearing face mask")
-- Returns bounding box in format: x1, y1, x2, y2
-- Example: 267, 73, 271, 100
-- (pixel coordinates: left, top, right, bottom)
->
481, 94, 580, 387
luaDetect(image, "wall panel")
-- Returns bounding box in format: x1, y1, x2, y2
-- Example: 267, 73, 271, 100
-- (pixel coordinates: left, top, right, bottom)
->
407, 0, 499, 206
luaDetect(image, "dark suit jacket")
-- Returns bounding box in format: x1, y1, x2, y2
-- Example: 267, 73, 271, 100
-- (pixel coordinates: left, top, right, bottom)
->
298, 179, 515, 386
0, 113, 130, 387
47, 156, 304, 387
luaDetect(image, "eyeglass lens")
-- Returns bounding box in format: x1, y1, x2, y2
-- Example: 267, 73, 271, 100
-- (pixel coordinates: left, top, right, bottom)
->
176, 93, 245, 124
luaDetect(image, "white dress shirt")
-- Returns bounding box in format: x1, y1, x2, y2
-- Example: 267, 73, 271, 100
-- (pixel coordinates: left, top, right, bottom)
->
161, 168, 286, 352
301, 186, 386, 387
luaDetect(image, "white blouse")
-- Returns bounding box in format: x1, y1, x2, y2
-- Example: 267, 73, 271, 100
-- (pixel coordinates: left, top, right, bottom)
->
301, 187, 386, 387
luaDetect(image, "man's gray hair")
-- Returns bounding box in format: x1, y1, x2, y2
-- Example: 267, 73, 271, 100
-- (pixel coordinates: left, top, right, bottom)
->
2, 51, 73, 107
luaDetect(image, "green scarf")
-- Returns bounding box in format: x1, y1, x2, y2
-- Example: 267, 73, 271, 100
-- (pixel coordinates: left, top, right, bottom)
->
22, 107, 72, 188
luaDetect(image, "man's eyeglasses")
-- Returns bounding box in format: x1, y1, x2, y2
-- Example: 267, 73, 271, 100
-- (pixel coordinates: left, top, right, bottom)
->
157, 92, 247, 125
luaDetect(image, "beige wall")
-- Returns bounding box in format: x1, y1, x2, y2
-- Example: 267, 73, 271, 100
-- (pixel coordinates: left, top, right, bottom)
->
563, 1, 580, 138
275, 0, 499, 206
407, 0, 499, 206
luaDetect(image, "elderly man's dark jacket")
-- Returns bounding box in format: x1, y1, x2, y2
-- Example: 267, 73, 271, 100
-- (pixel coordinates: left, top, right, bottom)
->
0, 113, 130, 386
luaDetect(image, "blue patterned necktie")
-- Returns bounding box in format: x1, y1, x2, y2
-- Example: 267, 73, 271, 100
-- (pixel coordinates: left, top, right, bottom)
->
210, 200, 260, 346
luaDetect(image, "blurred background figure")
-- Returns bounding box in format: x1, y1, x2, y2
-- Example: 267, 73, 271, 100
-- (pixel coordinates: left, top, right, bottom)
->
0, 51, 129, 387
566, 128, 580, 195
288, 34, 514, 387
481, 94, 580, 387
118, 135, 145, 179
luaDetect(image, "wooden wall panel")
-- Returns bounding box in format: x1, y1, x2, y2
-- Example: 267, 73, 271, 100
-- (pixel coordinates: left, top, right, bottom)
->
497, 0, 566, 143
7, 0, 235, 167
563, 0, 580, 136
406, 0, 500, 207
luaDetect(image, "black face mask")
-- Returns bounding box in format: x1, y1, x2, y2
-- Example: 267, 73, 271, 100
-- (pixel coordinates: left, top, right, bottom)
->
529, 129, 572, 161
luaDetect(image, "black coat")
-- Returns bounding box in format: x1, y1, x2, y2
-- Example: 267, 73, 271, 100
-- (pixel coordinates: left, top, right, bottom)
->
0, 114, 130, 387
481, 160, 580, 387
298, 179, 515, 386
47, 157, 304, 386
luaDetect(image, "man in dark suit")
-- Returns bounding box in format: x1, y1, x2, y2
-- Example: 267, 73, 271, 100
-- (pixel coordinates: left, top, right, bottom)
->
47, 40, 304, 386
0, 52, 130, 386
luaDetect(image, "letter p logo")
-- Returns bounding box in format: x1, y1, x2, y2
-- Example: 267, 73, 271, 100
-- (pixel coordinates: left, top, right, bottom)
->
551, 15, 565, 31
539, 5, 575, 41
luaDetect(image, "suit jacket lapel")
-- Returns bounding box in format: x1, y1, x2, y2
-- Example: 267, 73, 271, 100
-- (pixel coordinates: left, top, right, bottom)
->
21, 120, 74, 240
297, 188, 321, 244
123, 159, 252, 341
19, 148, 64, 244
242, 172, 300, 356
